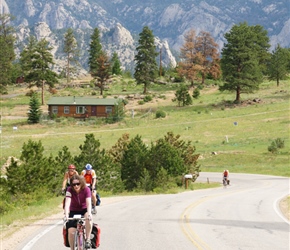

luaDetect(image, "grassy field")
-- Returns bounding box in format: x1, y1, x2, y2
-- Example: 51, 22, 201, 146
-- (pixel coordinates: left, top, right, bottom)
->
1, 77, 289, 177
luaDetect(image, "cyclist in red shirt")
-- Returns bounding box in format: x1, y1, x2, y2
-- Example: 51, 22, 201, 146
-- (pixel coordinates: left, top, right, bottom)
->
81, 164, 97, 214
223, 169, 229, 184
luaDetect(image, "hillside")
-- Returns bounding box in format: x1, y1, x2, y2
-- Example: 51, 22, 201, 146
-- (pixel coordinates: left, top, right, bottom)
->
2, 0, 290, 72
1, 78, 289, 177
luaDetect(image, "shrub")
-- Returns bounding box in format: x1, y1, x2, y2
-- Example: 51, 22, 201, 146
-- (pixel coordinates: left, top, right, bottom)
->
192, 88, 200, 99
143, 95, 152, 102
156, 110, 166, 118
268, 138, 285, 154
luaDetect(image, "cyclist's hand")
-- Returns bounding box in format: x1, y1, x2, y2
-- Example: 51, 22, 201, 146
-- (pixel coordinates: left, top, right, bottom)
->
61, 189, 65, 195
63, 216, 68, 223
88, 214, 92, 221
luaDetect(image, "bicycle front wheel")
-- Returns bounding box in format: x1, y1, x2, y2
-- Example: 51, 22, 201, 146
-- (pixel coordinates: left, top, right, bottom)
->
74, 231, 85, 250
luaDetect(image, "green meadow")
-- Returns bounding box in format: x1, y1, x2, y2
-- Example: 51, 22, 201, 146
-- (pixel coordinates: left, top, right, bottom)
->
1, 78, 289, 177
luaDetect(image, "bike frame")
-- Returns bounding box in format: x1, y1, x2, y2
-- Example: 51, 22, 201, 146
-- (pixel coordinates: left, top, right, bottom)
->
67, 216, 87, 250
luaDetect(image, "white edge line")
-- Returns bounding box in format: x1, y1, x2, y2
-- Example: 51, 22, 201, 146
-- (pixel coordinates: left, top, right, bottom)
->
22, 220, 63, 250
273, 194, 290, 225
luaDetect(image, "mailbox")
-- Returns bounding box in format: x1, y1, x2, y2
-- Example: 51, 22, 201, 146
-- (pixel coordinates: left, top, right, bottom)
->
184, 174, 193, 179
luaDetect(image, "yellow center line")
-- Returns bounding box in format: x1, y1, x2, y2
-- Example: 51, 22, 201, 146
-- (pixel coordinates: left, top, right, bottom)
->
179, 183, 270, 250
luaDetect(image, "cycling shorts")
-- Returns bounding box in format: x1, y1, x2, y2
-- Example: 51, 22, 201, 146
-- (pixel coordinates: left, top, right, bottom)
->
67, 209, 88, 229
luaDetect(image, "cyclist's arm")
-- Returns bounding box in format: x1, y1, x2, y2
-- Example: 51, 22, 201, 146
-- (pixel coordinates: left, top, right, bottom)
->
62, 172, 68, 190
64, 196, 71, 219
91, 170, 97, 189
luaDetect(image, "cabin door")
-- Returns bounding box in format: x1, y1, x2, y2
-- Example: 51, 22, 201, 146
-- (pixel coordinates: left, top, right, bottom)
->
91, 106, 96, 116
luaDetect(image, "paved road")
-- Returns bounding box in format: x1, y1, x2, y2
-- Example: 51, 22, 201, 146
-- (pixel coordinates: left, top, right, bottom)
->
18, 173, 289, 250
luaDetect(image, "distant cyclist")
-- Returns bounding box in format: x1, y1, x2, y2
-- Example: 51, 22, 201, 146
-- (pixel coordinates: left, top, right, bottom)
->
81, 164, 97, 214
223, 169, 229, 185
62, 164, 79, 195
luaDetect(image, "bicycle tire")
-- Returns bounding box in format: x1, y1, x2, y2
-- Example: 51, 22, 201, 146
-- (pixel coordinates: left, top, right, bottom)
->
74, 231, 85, 250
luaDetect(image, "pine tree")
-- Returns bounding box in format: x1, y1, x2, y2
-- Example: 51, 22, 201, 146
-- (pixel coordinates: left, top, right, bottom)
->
63, 28, 79, 83
120, 135, 148, 191
267, 44, 290, 87
91, 51, 111, 95
220, 22, 270, 102
20, 38, 59, 104
172, 84, 192, 107
134, 26, 158, 94
0, 14, 16, 94
111, 52, 122, 75
88, 28, 102, 74
28, 93, 42, 124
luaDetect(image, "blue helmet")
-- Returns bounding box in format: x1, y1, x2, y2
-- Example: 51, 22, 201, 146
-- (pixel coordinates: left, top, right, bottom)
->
85, 164, 92, 170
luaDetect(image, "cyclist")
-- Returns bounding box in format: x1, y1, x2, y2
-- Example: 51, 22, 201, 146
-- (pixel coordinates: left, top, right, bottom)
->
81, 164, 97, 214
64, 175, 92, 250
223, 169, 229, 184
62, 164, 79, 194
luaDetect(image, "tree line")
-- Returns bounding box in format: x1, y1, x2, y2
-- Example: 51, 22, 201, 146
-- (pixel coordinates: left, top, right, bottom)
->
0, 132, 200, 214
1, 13, 289, 102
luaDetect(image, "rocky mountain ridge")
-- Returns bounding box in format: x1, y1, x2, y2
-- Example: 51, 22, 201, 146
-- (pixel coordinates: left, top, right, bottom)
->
3, 0, 289, 73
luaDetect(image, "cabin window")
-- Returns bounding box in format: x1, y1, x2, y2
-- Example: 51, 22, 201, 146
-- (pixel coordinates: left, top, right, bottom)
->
64, 106, 70, 114
76, 106, 85, 114
52, 106, 58, 114
106, 106, 113, 113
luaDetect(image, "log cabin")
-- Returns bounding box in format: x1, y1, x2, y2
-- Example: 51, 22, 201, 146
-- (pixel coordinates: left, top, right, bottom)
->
47, 96, 123, 119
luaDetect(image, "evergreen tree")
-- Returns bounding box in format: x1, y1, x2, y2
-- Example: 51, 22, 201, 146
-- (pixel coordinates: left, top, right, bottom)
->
120, 135, 148, 191
91, 51, 111, 95
6, 140, 60, 195
134, 26, 158, 94
172, 84, 192, 106
148, 140, 185, 180
220, 22, 270, 102
267, 44, 290, 87
55, 146, 75, 172
28, 93, 42, 124
20, 38, 59, 105
74, 133, 106, 171
106, 99, 125, 123
108, 133, 130, 164
0, 14, 16, 94
111, 52, 122, 75
63, 28, 79, 83
88, 28, 102, 74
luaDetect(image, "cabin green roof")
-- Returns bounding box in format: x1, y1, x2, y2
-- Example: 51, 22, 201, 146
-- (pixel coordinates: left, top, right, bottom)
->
47, 96, 121, 106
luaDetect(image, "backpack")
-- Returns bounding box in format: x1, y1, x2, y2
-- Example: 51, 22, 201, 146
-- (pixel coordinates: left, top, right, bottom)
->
91, 223, 101, 248
96, 193, 101, 206
62, 222, 70, 247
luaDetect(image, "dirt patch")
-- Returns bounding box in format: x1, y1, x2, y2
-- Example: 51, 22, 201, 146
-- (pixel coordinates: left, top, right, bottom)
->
279, 195, 290, 221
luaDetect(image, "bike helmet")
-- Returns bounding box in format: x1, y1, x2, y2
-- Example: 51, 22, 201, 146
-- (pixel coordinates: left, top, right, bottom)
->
85, 164, 92, 170
68, 164, 76, 170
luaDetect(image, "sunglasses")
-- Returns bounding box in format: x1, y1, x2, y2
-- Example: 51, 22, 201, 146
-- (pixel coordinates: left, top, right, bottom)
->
72, 182, 80, 186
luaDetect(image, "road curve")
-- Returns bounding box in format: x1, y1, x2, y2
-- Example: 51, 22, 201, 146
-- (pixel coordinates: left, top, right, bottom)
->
18, 172, 289, 250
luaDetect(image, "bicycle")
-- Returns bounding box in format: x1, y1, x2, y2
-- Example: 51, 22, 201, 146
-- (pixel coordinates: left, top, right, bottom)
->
223, 177, 228, 187
66, 215, 91, 250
